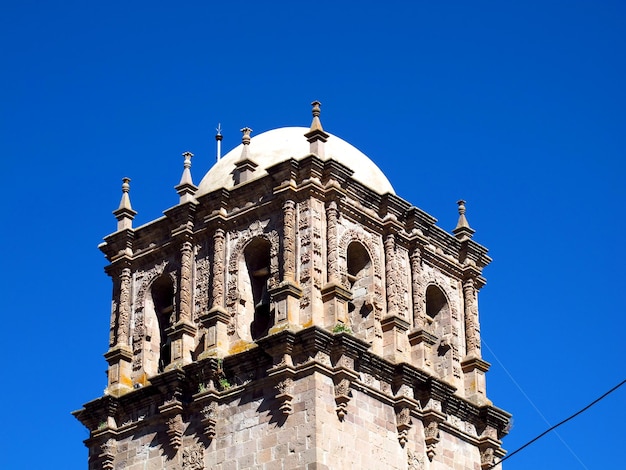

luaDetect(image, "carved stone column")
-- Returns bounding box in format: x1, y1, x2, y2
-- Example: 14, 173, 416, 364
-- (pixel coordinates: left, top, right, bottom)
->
199, 228, 229, 358
463, 277, 481, 358
105, 265, 133, 396
407, 247, 434, 369
326, 200, 339, 284
282, 200, 296, 282
211, 228, 226, 311
381, 233, 409, 361
167, 239, 197, 368
461, 277, 491, 404
321, 199, 351, 327
269, 200, 302, 331
409, 248, 425, 329
116, 266, 132, 346
179, 240, 193, 323
384, 234, 399, 317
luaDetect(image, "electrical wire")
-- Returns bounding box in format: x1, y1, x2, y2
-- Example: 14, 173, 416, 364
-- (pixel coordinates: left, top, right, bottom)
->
483, 339, 589, 469
487, 378, 626, 469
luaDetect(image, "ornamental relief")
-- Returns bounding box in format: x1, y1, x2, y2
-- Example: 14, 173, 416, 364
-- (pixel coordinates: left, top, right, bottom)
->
193, 246, 210, 323
181, 444, 204, 470
396, 246, 410, 317
131, 260, 174, 358
298, 200, 311, 309
419, 264, 462, 330
225, 220, 279, 336
337, 227, 384, 306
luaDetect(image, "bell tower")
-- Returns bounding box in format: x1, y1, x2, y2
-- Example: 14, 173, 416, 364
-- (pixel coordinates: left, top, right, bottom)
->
74, 103, 510, 469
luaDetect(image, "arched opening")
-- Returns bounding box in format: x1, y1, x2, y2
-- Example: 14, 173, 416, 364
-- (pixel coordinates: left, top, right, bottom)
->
244, 238, 273, 340
346, 241, 374, 337
150, 275, 175, 373
425, 284, 452, 378
426, 285, 449, 327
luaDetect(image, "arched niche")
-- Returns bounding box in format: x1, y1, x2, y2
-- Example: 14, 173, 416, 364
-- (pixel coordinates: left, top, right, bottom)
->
346, 241, 375, 339
239, 237, 273, 341
144, 274, 175, 376
425, 284, 450, 334
425, 284, 453, 379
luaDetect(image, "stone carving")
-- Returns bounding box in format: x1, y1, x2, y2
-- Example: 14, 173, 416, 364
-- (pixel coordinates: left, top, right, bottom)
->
334, 378, 352, 420
311, 207, 323, 290
179, 241, 193, 322
397, 247, 410, 317
282, 200, 296, 281
109, 299, 117, 348
100, 438, 116, 470
275, 378, 294, 415
384, 234, 400, 316
182, 444, 204, 470
410, 248, 425, 328
298, 200, 310, 230
463, 278, 481, 356
225, 223, 279, 333
480, 446, 495, 469
396, 406, 412, 446
200, 402, 218, 440
424, 420, 440, 461
337, 228, 384, 329
407, 449, 425, 470
166, 414, 184, 450
194, 251, 210, 321
115, 267, 132, 346
326, 201, 339, 283
299, 201, 312, 311
134, 260, 169, 312
210, 229, 225, 310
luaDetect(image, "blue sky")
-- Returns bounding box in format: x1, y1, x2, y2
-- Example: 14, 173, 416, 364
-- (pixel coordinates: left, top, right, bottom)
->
1, 1, 625, 469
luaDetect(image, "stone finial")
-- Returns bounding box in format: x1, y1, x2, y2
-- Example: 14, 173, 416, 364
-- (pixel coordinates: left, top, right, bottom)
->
175, 151, 198, 204
238, 127, 253, 162
113, 177, 137, 231
304, 100, 330, 157
453, 200, 476, 241
234, 127, 258, 184
241, 127, 252, 145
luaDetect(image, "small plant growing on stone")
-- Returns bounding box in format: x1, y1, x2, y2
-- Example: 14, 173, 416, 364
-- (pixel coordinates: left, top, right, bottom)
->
97, 421, 107, 431
332, 323, 352, 334
197, 382, 208, 393
215, 358, 231, 390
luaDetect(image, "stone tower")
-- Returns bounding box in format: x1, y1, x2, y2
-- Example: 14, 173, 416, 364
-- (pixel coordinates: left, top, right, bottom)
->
74, 102, 510, 470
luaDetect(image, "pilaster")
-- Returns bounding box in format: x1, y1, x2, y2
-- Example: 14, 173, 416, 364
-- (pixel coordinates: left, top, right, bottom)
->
381, 314, 410, 362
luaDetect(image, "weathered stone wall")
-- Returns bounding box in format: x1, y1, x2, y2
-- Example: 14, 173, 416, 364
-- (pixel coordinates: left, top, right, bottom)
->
86, 368, 493, 470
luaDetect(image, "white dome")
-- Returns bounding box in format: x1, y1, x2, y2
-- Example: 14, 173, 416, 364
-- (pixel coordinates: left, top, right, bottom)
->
196, 127, 395, 196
